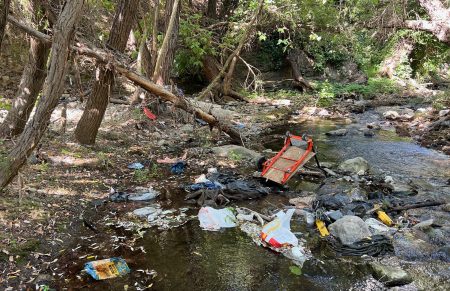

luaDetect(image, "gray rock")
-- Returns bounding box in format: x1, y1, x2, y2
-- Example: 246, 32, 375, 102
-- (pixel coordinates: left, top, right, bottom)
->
328, 215, 372, 245
383, 111, 400, 120
326, 128, 348, 136
412, 219, 434, 230
348, 187, 367, 202
391, 181, 416, 196
438, 109, 449, 117
370, 262, 412, 287
212, 145, 261, 162
338, 157, 370, 175
365, 218, 391, 235
327, 210, 343, 222
363, 128, 375, 137
393, 231, 436, 260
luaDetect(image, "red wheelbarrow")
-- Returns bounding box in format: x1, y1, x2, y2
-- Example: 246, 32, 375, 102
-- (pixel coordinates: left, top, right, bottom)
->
260, 133, 320, 185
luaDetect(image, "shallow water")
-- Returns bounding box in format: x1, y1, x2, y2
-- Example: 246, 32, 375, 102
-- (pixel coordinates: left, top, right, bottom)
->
82, 111, 450, 290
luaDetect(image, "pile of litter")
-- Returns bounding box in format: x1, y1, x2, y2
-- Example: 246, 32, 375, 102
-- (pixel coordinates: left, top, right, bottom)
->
185, 170, 272, 206
197, 206, 310, 267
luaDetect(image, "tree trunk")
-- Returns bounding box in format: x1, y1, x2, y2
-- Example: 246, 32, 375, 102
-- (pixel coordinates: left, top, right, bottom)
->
7, 16, 243, 142
150, 0, 159, 74
378, 38, 414, 78
207, 0, 217, 18
197, 0, 264, 101
152, 0, 180, 85
74, 0, 138, 145
0, 0, 84, 191
0, 0, 52, 138
0, 0, 11, 50
286, 53, 312, 91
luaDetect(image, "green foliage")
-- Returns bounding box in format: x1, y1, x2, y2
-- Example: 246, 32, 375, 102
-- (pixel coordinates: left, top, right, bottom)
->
176, 14, 216, 77
0, 95, 11, 110
315, 78, 401, 107
133, 169, 149, 183
256, 36, 287, 71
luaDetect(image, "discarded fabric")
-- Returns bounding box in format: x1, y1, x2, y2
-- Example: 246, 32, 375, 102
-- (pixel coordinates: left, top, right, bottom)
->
187, 181, 223, 191
195, 118, 208, 126
110, 191, 129, 202
198, 207, 237, 231
171, 161, 186, 174
128, 162, 145, 170
84, 257, 130, 280
327, 234, 393, 257
261, 209, 298, 248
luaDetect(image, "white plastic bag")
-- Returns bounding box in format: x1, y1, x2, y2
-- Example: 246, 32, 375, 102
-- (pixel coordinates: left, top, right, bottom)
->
198, 207, 237, 231
261, 209, 298, 248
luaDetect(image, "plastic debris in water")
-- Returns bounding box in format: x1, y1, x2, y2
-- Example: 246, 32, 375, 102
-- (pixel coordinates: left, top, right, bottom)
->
128, 162, 145, 170
84, 257, 130, 280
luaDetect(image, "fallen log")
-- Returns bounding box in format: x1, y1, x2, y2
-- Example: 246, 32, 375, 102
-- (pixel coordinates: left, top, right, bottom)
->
7, 15, 241, 141
389, 200, 445, 212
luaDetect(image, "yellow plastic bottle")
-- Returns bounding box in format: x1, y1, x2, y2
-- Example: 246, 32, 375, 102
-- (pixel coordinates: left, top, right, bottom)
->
316, 219, 330, 237
377, 210, 393, 226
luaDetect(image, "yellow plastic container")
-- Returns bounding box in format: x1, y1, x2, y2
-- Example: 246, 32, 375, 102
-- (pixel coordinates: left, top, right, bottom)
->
377, 210, 393, 226
316, 219, 330, 237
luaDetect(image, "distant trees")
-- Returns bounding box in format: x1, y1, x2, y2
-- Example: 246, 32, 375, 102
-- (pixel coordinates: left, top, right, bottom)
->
0, 0, 52, 138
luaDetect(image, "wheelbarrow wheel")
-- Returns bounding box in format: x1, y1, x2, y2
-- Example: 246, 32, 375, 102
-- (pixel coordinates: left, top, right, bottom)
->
257, 156, 267, 171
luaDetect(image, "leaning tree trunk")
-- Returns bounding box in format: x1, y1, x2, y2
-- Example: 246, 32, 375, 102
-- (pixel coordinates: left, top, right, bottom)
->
378, 38, 414, 78
0, 0, 11, 50
286, 52, 312, 91
152, 0, 180, 85
6, 15, 243, 142
74, 0, 138, 145
0, 0, 52, 138
0, 0, 84, 191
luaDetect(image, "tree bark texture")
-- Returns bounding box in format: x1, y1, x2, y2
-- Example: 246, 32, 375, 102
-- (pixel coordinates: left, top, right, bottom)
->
0, 0, 84, 191
74, 0, 138, 145
0, 0, 11, 50
152, 0, 180, 85
378, 38, 414, 78
207, 0, 217, 18
0, 0, 52, 138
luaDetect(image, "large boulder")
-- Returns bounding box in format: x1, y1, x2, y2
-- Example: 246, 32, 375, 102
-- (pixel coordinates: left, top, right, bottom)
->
369, 262, 412, 287
338, 157, 370, 175
328, 215, 372, 245
212, 145, 262, 162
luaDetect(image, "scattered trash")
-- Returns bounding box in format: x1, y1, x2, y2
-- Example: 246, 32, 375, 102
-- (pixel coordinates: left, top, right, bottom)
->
110, 191, 129, 202
198, 207, 237, 231
376, 210, 393, 226
133, 206, 161, 218
195, 118, 208, 126
289, 265, 302, 276
261, 133, 317, 184
171, 161, 186, 175
261, 209, 298, 248
315, 219, 330, 237
128, 162, 145, 170
128, 187, 160, 201
110, 187, 160, 202
84, 257, 130, 280
327, 234, 393, 257
143, 107, 157, 120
